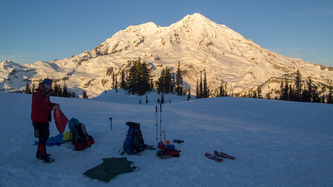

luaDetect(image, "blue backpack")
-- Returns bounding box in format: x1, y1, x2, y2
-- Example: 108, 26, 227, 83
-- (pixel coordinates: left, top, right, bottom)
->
121, 122, 146, 155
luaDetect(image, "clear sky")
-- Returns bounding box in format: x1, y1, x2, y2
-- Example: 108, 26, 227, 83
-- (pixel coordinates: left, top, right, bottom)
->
1, 0, 332, 66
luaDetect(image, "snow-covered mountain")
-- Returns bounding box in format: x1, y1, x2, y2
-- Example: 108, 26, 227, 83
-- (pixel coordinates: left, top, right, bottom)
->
1, 13, 333, 98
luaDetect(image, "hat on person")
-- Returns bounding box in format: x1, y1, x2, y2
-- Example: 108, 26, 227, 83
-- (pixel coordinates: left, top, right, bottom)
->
42, 78, 52, 86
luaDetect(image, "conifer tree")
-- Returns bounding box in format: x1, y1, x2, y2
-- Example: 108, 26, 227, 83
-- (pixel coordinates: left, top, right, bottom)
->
257, 86, 262, 98
288, 85, 295, 101
62, 84, 69, 97
158, 68, 166, 93
284, 77, 289, 100
176, 61, 183, 95
295, 70, 302, 101
165, 67, 172, 93
196, 79, 199, 99
157, 67, 172, 94
126, 58, 152, 95
112, 72, 116, 90
82, 90, 88, 99
199, 72, 203, 98
203, 69, 208, 98
25, 82, 31, 94
219, 80, 224, 97
328, 85, 333, 104
52, 83, 59, 96
120, 70, 127, 90
279, 82, 284, 100
115, 77, 118, 93
302, 77, 312, 102
312, 84, 320, 103
71, 91, 76, 98
31, 83, 35, 94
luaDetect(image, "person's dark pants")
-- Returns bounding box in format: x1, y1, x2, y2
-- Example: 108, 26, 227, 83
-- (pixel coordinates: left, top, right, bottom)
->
33, 121, 50, 157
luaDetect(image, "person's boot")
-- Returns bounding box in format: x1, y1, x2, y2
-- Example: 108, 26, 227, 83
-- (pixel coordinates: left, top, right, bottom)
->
41, 154, 54, 163
37, 141, 53, 163
36, 150, 51, 160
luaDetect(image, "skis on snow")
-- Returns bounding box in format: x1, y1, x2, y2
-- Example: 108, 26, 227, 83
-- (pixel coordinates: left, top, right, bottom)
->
205, 150, 236, 162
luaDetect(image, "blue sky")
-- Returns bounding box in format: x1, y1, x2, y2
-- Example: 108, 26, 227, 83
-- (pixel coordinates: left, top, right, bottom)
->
1, 0, 332, 66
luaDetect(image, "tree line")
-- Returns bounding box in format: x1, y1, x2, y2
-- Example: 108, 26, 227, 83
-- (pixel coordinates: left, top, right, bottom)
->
117, 58, 188, 97
25, 82, 87, 98
279, 70, 332, 104
24, 60, 333, 104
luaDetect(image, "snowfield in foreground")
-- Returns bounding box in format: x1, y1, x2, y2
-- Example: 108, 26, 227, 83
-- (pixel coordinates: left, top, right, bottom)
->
0, 91, 332, 186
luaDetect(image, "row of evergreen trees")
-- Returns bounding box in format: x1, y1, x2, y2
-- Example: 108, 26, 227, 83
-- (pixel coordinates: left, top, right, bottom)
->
116, 58, 188, 96
24, 60, 332, 105
25, 82, 88, 98
279, 70, 333, 104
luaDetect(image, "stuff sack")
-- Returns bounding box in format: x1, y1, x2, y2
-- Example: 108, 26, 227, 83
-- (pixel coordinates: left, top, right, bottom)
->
122, 122, 146, 155
68, 118, 94, 151
53, 108, 69, 133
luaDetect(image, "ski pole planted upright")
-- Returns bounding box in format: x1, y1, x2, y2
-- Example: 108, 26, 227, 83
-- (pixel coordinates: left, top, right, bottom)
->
159, 103, 162, 143
109, 117, 113, 131
155, 106, 158, 146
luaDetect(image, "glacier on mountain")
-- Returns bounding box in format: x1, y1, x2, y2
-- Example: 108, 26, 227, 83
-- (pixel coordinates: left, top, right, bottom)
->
1, 13, 332, 98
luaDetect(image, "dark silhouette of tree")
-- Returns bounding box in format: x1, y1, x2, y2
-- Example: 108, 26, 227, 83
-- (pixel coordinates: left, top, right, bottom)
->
25, 82, 31, 94
126, 58, 152, 95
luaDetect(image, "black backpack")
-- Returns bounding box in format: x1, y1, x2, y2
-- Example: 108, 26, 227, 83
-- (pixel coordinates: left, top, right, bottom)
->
121, 122, 146, 155
72, 123, 90, 144
68, 118, 94, 151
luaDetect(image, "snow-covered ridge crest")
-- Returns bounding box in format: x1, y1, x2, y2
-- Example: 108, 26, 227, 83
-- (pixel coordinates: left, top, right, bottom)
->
1, 13, 333, 98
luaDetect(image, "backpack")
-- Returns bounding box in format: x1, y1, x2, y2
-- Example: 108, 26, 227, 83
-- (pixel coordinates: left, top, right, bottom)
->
68, 118, 94, 151
121, 122, 146, 155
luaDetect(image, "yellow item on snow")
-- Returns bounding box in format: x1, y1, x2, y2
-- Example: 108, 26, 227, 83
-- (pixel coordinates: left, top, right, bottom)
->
62, 130, 73, 141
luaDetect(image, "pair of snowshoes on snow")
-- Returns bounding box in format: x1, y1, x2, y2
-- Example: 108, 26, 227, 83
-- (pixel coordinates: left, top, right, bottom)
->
205, 150, 236, 162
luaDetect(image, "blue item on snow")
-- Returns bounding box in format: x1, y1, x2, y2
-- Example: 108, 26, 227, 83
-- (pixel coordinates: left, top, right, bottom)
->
68, 117, 80, 131
34, 133, 64, 146
121, 122, 146, 155
166, 144, 175, 150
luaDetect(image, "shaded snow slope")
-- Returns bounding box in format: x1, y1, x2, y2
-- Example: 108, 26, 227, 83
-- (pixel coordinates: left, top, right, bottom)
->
0, 92, 332, 186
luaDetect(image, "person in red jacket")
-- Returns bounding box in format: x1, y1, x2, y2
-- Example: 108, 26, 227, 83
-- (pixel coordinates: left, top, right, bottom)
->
31, 78, 59, 163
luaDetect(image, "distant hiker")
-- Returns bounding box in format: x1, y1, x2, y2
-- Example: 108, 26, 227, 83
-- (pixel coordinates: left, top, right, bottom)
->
31, 78, 60, 163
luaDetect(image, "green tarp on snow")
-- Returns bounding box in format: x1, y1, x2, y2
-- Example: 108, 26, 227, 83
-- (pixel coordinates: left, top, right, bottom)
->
83, 157, 134, 182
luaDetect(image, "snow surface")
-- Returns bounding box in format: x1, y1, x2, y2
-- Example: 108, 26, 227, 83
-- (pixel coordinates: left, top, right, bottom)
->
1, 90, 333, 186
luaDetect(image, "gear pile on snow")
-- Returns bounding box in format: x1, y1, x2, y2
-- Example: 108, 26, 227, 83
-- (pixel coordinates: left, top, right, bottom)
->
157, 141, 181, 159
68, 118, 95, 151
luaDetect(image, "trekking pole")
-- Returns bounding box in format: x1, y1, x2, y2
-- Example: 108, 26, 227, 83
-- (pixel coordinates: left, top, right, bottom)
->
109, 117, 112, 131
160, 103, 162, 143
162, 130, 166, 145
155, 106, 158, 146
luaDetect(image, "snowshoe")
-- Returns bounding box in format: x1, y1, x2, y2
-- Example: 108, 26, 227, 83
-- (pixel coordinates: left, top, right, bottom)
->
214, 150, 236, 160
205, 152, 223, 162
157, 149, 172, 159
